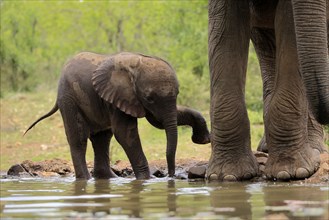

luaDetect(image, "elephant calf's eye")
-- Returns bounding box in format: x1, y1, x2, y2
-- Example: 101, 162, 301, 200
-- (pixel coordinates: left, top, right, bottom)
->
145, 95, 155, 104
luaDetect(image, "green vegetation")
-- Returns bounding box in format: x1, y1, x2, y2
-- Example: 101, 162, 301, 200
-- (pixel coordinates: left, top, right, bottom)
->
0, 1, 328, 171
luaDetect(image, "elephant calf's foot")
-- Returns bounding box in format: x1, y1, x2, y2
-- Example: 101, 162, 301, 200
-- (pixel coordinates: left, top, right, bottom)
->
134, 167, 151, 180
206, 151, 259, 181
93, 167, 118, 179
265, 146, 320, 181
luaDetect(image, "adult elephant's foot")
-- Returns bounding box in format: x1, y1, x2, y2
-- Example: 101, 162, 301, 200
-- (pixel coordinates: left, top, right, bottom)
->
265, 146, 321, 181
206, 151, 259, 181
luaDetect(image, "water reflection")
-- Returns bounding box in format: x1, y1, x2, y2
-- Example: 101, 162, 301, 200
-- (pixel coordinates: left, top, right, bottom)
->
72, 179, 121, 215
71, 180, 89, 214
0, 177, 328, 219
262, 184, 329, 219
167, 180, 176, 213
210, 182, 252, 219
114, 179, 178, 218
124, 180, 144, 217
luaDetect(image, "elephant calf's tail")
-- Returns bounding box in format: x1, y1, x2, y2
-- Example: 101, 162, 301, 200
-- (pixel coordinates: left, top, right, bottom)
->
24, 103, 59, 136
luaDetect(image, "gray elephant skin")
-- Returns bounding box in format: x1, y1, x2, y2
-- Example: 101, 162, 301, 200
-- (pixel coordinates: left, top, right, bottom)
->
25, 52, 210, 180
208, 0, 329, 181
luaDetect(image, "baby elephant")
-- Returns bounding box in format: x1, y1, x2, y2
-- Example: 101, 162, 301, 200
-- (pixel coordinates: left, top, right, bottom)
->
25, 52, 210, 180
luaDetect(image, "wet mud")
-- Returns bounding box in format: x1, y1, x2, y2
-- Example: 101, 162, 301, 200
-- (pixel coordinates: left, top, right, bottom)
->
3, 152, 329, 183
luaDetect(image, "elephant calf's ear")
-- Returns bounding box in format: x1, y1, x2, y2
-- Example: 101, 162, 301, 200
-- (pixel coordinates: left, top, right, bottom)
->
92, 58, 146, 118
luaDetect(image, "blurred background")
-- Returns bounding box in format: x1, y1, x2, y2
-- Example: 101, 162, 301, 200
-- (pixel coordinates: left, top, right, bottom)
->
1, 0, 327, 171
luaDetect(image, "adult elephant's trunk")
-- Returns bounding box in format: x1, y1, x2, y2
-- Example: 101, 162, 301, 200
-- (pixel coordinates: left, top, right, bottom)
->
162, 107, 178, 177
291, 0, 329, 124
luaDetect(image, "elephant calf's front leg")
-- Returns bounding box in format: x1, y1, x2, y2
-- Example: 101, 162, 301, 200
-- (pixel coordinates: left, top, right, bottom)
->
112, 109, 150, 180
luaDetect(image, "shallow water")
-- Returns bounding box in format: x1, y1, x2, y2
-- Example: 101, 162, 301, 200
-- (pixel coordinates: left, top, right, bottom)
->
0, 177, 328, 219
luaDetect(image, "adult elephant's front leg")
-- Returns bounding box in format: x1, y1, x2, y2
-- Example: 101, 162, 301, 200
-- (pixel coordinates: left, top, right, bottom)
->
265, 0, 321, 180
207, 0, 258, 181
112, 109, 150, 180
251, 28, 276, 154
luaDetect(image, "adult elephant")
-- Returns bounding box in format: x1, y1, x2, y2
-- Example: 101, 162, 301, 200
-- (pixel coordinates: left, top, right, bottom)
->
208, 0, 329, 181
25, 52, 210, 180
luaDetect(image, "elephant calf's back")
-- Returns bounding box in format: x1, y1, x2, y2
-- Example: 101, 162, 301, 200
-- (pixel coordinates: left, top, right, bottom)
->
62, 52, 108, 78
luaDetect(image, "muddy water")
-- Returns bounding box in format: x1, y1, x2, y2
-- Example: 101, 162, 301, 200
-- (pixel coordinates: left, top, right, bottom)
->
0, 177, 328, 219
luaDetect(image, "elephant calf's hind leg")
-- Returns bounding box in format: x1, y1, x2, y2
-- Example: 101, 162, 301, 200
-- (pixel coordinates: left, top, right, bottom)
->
60, 104, 91, 179
90, 130, 117, 179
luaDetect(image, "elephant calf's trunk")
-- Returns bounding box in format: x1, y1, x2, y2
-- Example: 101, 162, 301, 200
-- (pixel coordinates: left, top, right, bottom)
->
163, 112, 178, 177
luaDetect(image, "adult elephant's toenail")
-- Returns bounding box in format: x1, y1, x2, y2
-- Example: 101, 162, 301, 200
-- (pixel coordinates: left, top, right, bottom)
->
295, 168, 310, 179
208, 173, 218, 181
243, 173, 253, 180
315, 162, 320, 170
277, 171, 291, 180
265, 174, 273, 180
223, 175, 237, 182
313, 148, 321, 156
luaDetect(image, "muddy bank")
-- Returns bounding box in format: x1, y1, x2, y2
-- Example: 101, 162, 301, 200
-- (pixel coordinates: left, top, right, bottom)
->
3, 152, 329, 183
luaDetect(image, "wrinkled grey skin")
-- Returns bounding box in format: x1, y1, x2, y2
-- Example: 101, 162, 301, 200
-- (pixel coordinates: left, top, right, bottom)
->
25, 52, 210, 180
208, 0, 329, 181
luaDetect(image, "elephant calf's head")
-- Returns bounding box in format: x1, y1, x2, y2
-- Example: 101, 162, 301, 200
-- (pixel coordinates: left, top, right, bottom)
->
92, 52, 179, 118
